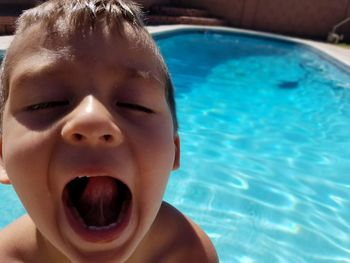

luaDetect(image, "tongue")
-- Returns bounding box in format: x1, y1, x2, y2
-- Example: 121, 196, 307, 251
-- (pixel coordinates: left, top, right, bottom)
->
78, 177, 119, 227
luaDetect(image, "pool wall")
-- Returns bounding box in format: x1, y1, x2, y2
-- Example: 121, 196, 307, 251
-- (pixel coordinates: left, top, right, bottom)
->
170, 0, 350, 42
2, 0, 349, 42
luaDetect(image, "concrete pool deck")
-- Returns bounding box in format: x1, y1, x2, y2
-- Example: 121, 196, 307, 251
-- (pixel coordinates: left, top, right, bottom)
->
1, 25, 350, 69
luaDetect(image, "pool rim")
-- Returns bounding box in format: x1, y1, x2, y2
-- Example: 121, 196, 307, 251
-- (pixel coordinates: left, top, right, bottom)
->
148, 25, 350, 74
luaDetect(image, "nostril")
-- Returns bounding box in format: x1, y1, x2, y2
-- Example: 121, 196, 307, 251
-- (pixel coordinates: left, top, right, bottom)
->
102, 134, 112, 142
74, 133, 84, 141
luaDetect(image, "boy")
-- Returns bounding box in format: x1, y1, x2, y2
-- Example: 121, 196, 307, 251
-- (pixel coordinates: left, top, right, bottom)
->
0, 0, 218, 262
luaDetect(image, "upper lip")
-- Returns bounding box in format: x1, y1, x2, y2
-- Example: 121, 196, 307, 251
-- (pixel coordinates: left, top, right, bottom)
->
54, 149, 132, 194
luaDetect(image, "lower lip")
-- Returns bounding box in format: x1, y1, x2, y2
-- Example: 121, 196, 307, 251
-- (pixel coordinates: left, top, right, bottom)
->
63, 199, 132, 243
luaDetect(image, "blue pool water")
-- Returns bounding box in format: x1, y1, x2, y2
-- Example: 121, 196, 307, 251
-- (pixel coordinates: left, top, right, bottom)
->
156, 31, 350, 263
1, 31, 350, 262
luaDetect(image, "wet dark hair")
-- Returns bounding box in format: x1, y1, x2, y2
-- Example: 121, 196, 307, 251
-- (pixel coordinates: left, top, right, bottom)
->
0, 0, 178, 131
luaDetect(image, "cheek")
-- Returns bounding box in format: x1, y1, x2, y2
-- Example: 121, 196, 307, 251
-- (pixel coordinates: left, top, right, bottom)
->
4, 129, 47, 173
2, 128, 59, 238
2, 124, 54, 211
131, 123, 176, 206
135, 122, 175, 175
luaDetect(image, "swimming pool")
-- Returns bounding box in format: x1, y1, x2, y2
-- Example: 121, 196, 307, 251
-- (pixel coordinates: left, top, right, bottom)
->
1, 30, 350, 262
156, 30, 350, 262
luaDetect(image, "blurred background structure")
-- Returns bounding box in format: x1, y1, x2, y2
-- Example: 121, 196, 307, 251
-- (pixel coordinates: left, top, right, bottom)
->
0, 0, 349, 43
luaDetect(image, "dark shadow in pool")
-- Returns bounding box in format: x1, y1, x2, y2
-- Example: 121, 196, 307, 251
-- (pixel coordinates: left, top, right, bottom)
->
278, 80, 299, 90
155, 31, 300, 95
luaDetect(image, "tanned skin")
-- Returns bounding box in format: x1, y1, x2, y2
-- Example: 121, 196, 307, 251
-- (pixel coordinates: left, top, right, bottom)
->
0, 1, 218, 262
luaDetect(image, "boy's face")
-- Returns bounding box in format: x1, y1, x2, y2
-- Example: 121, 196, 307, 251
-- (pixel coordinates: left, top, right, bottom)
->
0, 23, 179, 262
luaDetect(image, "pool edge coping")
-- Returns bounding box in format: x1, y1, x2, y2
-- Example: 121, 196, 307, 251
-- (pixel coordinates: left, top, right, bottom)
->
147, 25, 350, 71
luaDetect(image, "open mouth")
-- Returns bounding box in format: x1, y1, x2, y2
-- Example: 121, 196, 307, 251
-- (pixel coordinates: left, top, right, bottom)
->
63, 176, 132, 235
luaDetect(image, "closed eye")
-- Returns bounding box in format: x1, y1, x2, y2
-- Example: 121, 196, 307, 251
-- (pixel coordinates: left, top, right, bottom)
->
25, 100, 70, 111
116, 102, 154, 114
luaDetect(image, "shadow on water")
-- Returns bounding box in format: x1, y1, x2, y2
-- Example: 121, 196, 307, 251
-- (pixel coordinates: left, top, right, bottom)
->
156, 30, 350, 263
155, 31, 300, 95
278, 80, 300, 90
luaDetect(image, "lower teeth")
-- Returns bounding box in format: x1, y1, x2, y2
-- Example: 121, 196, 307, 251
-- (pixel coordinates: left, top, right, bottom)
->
88, 222, 117, 231
71, 200, 129, 230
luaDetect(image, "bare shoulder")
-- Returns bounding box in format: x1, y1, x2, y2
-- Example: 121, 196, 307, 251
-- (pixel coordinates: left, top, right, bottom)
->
146, 202, 219, 263
0, 215, 36, 262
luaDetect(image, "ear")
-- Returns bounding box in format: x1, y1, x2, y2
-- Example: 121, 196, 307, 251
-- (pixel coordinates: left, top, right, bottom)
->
172, 134, 180, 170
0, 135, 10, 184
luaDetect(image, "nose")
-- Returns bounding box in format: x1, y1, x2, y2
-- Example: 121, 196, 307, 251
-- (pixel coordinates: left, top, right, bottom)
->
61, 96, 122, 147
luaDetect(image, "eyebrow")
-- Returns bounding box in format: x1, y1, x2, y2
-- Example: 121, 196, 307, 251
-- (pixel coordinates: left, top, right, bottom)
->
10, 49, 165, 91
9, 55, 62, 88
124, 67, 163, 87
12, 61, 164, 88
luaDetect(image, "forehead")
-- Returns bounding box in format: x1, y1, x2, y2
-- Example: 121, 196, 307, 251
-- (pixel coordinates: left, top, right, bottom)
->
7, 22, 165, 84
